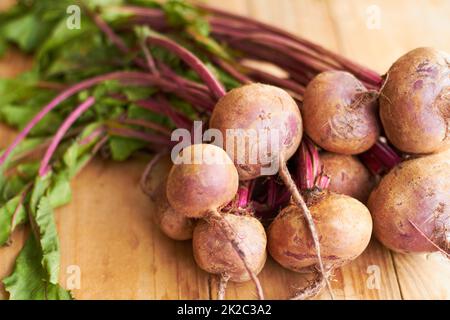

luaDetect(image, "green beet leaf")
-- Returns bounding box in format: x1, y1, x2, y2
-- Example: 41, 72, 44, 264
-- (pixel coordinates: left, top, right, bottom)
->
3, 234, 72, 300
0, 194, 27, 246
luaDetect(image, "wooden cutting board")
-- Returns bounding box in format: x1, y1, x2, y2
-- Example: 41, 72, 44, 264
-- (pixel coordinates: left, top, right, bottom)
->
1, 0, 450, 300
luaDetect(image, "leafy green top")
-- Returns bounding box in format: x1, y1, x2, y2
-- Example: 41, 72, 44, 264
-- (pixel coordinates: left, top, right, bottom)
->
0, 0, 239, 300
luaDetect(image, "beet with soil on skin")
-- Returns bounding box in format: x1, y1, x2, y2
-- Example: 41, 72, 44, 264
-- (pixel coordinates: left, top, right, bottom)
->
302, 71, 380, 155
146, 155, 195, 241
209, 83, 303, 180
166, 144, 239, 218
268, 191, 373, 272
321, 152, 375, 203
379, 47, 450, 154
210, 83, 333, 296
368, 150, 450, 254
166, 143, 265, 299
193, 213, 267, 282
154, 203, 195, 241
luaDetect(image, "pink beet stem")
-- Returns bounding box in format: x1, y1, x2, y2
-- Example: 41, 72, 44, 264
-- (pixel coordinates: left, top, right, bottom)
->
271, 189, 291, 210
87, 5, 152, 71
39, 97, 96, 177
377, 141, 402, 168
120, 118, 172, 136
366, 140, 402, 171
199, 3, 382, 86
9, 184, 31, 241
318, 175, 331, 189
299, 142, 314, 190
147, 35, 226, 100
123, 4, 382, 88
0, 71, 171, 167
140, 39, 159, 75
211, 56, 252, 84
79, 127, 105, 146
267, 179, 277, 208
119, 6, 165, 20
87, 9, 129, 55
244, 65, 306, 97
304, 138, 320, 182
298, 138, 327, 191
108, 127, 172, 146
155, 96, 194, 130
359, 153, 384, 175
237, 184, 250, 208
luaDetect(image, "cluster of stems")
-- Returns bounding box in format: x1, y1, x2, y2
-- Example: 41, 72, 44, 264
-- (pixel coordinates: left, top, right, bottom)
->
118, 4, 402, 175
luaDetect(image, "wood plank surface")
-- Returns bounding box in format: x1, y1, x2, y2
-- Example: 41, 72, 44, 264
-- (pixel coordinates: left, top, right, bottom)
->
0, 0, 449, 300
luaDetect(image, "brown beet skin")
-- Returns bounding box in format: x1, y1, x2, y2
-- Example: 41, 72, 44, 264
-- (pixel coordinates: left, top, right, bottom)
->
380, 47, 450, 154
209, 83, 303, 180
154, 198, 195, 241
167, 144, 239, 218
321, 152, 374, 203
368, 150, 450, 254
302, 71, 380, 155
193, 213, 267, 282
146, 155, 194, 241
268, 192, 373, 271
153, 185, 195, 241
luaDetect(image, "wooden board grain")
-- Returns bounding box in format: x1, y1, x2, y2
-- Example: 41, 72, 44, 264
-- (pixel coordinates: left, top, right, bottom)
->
210, 240, 401, 300
0, 0, 450, 300
56, 158, 210, 300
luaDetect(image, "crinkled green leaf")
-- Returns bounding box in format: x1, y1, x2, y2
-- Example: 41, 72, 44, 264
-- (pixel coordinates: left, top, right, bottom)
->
1, 176, 26, 203
125, 0, 159, 7
41, 32, 122, 78
62, 123, 102, 177
92, 80, 122, 100
187, 28, 232, 61
93, 102, 125, 122
128, 104, 169, 125
123, 86, 156, 101
0, 38, 6, 57
214, 65, 241, 90
167, 98, 198, 120
72, 153, 93, 175
0, 74, 39, 106
1, 14, 54, 52
48, 171, 72, 208
32, 196, 60, 284
0, 137, 45, 174
87, 0, 124, 8
3, 234, 72, 300
37, 17, 95, 61
0, 174, 7, 204
0, 0, 240, 301
27, 174, 60, 284
163, 0, 209, 35
0, 105, 37, 128
11, 203, 27, 233
0, 104, 63, 136
63, 143, 79, 176
30, 173, 52, 210
101, 6, 134, 23
16, 161, 40, 180
0, 194, 27, 246
109, 136, 146, 161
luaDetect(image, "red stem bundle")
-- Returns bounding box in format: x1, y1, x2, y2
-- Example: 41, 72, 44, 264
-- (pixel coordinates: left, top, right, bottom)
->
146, 35, 226, 100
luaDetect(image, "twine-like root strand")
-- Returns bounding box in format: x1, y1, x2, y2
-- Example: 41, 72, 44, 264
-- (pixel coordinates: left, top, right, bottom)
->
217, 274, 230, 300
278, 157, 335, 300
291, 268, 334, 300
208, 209, 265, 300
